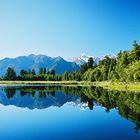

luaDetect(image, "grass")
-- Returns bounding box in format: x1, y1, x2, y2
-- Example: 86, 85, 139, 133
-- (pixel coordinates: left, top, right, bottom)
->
0, 80, 140, 91
94, 81, 140, 92
0, 80, 79, 85
0, 80, 96, 88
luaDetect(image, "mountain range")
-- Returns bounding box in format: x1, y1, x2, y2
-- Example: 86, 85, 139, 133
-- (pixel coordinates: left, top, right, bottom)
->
0, 54, 80, 76
67, 53, 116, 65
0, 53, 116, 76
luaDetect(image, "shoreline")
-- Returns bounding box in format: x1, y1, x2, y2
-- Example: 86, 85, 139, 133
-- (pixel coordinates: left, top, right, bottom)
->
0, 81, 140, 92
93, 81, 140, 92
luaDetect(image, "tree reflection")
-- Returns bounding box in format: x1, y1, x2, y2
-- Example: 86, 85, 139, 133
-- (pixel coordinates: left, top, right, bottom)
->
88, 99, 94, 110
80, 87, 140, 132
4, 87, 16, 99
2, 85, 140, 132
39, 91, 46, 98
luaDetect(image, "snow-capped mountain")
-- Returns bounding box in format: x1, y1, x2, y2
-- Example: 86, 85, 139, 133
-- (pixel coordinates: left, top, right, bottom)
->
67, 53, 100, 65
100, 53, 116, 60
67, 53, 116, 66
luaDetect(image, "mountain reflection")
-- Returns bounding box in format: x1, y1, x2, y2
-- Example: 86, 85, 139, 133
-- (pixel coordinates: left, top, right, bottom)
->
0, 85, 140, 132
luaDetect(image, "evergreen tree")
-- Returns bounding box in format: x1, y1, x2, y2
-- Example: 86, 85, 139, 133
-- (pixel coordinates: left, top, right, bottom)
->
80, 63, 88, 74
31, 69, 36, 75
39, 68, 43, 75
4, 67, 17, 80
87, 57, 94, 69
50, 69, 55, 75
20, 69, 28, 77
39, 68, 46, 74
43, 68, 46, 74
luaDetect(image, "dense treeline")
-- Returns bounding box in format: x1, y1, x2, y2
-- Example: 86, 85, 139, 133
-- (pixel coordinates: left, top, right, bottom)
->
82, 41, 140, 82
1, 41, 140, 82
1, 68, 62, 81
61, 41, 140, 82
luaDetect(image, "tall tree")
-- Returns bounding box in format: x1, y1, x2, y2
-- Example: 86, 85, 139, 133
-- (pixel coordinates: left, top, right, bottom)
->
39, 68, 43, 75
50, 69, 55, 75
130, 40, 140, 61
31, 69, 36, 75
43, 68, 46, 74
20, 69, 28, 77
39, 68, 46, 74
87, 57, 94, 69
4, 67, 17, 80
80, 63, 88, 74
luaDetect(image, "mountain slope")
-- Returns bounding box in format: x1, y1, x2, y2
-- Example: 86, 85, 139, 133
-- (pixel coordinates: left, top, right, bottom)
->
0, 54, 80, 76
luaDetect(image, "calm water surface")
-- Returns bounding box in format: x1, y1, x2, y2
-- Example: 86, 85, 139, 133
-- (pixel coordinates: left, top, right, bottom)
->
0, 85, 139, 140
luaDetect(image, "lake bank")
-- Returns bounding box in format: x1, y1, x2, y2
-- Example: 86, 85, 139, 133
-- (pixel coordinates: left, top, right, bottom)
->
0, 80, 140, 91
93, 81, 140, 92
0, 80, 79, 85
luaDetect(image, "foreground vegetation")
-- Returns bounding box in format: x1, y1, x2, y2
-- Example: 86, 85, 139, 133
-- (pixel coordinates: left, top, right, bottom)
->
94, 81, 140, 91
82, 41, 140, 82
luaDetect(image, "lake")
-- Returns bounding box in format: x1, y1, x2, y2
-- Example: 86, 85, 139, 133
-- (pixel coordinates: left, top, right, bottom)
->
0, 85, 139, 140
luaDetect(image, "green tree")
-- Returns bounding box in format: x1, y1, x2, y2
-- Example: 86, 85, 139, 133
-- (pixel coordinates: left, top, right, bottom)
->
62, 72, 69, 80
87, 57, 94, 69
39, 68, 46, 74
134, 71, 140, 82
94, 69, 101, 81
50, 69, 55, 75
4, 67, 17, 80
39, 68, 44, 75
20, 69, 28, 77
43, 68, 46, 74
129, 41, 140, 62
31, 69, 36, 75
80, 63, 88, 74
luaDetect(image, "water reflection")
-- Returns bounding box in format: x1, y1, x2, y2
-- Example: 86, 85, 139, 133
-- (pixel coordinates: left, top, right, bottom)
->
0, 85, 140, 133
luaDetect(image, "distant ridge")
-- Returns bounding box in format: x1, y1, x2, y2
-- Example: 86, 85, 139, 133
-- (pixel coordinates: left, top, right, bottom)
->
0, 54, 80, 76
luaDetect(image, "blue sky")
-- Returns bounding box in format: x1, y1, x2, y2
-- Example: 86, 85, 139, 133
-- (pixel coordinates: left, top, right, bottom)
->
0, 0, 140, 59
